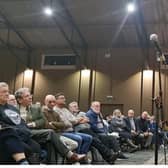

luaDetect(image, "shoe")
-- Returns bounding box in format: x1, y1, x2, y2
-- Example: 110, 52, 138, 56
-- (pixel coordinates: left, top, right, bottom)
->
117, 152, 128, 159
129, 146, 139, 153
106, 153, 119, 164
69, 153, 86, 162
79, 156, 91, 164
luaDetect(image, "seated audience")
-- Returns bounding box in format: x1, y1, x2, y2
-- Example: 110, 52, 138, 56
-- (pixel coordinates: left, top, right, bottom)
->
109, 109, 138, 152
68, 101, 118, 164
15, 88, 86, 164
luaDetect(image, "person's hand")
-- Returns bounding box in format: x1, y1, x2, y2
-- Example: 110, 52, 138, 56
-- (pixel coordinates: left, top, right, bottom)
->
27, 122, 36, 128
144, 132, 149, 136
80, 118, 89, 123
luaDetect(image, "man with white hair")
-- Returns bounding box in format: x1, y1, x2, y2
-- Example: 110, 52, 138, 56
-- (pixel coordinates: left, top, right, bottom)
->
86, 101, 128, 159
0, 82, 41, 164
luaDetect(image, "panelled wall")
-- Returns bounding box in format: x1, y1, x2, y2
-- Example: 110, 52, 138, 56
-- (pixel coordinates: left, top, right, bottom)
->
0, 48, 168, 120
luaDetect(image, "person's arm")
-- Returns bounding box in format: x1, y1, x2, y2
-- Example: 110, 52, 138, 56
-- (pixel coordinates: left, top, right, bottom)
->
28, 107, 45, 129
86, 113, 104, 133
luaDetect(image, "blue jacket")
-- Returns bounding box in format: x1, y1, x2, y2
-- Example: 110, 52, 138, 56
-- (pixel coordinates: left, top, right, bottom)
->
86, 108, 108, 134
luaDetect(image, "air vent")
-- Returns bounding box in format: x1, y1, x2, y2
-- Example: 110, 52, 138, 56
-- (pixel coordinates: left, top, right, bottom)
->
41, 54, 76, 70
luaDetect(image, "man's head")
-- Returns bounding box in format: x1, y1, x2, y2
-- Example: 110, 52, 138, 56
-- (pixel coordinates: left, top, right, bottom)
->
69, 101, 79, 113
8, 94, 17, 106
113, 109, 121, 117
55, 92, 66, 106
45, 94, 56, 109
141, 111, 149, 120
0, 82, 9, 105
127, 109, 135, 118
15, 88, 32, 107
91, 101, 101, 114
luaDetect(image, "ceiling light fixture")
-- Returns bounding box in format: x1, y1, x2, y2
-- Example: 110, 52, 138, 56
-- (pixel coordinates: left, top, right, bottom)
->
44, 7, 53, 16
127, 3, 136, 13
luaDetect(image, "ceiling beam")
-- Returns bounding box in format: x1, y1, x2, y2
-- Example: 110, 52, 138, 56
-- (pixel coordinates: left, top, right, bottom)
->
134, 0, 150, 68
57, 0, 88, 49
0, 8, 32, 50
0, 36, 27, 66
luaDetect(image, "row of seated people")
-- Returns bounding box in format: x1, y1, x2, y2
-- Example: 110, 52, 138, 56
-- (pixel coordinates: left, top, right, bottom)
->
0, 82, 128, 165
105, 109, 168, 150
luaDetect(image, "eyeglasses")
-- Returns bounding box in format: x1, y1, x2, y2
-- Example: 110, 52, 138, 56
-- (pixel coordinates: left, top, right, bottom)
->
48, 101, 56, 103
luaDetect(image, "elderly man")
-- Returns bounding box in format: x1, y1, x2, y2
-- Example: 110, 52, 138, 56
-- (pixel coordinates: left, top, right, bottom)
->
15, 88, 86, 163
42, 94, 78, 151
7, 94, 17, 107
68, 101, 119, 164
124, 109, 142, 145
136, 111, 153, 148
86, 101, 128, 159
0, 82, 41, 164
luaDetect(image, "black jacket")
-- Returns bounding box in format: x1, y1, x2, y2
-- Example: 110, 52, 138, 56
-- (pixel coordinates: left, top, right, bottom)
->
135, 116, 150, 133
124, 117, 140, 133
0, 103, 31, 142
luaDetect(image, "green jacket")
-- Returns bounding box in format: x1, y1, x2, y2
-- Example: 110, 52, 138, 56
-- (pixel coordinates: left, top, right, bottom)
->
18, 104, 46, 129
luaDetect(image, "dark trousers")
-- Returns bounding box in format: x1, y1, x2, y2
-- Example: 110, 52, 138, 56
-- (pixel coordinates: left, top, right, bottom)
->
79, 128, 118, 161
0, 128, 25, 163
98, 134, 121, 152
119, 131, 132, 139
0, 128, 41, 164
30, 129, 69, 163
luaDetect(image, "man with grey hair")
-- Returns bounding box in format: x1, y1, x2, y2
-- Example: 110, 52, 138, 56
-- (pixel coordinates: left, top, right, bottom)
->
0, 82, 41, 164
15, 88, 86, 163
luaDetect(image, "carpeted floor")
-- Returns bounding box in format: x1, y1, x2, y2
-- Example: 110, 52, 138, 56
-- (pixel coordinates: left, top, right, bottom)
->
115, 147, 168, 165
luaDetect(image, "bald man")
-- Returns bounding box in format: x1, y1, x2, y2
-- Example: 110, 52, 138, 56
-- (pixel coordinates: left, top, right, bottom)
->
43, 95, 78, 151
